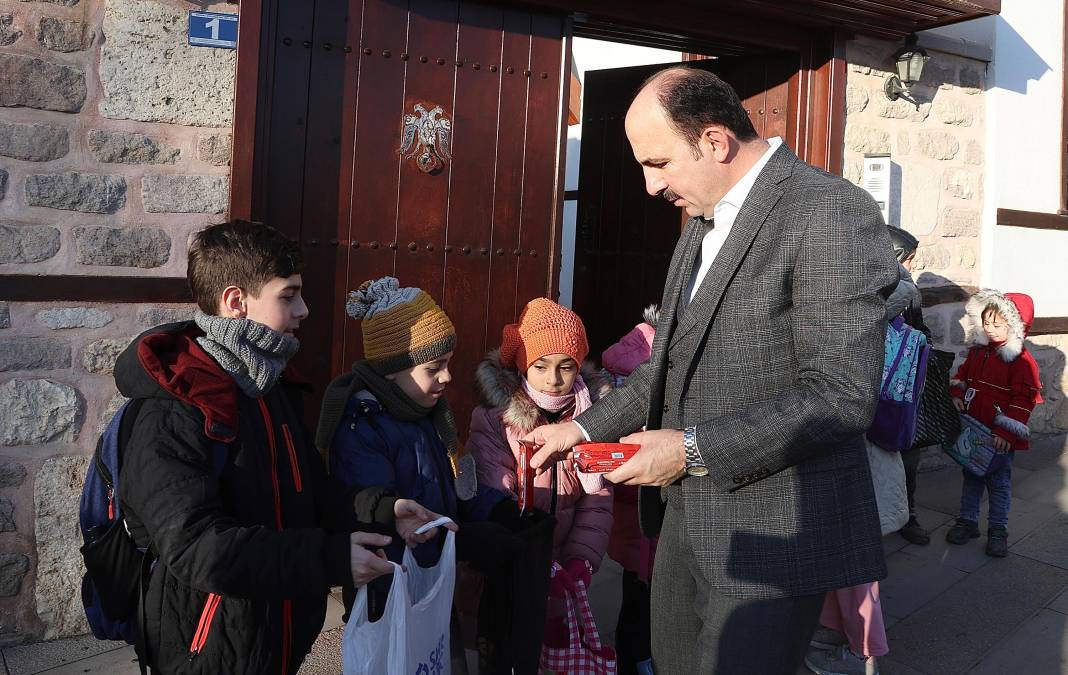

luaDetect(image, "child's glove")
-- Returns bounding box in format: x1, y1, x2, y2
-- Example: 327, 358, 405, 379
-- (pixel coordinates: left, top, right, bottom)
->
563, 558, 593, 589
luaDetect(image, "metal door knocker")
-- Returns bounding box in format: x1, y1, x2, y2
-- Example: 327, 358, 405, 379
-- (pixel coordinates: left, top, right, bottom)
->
400, 103, 452, 173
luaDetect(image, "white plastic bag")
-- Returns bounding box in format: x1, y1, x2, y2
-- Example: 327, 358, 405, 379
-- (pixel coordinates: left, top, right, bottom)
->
343, 530, 456, 675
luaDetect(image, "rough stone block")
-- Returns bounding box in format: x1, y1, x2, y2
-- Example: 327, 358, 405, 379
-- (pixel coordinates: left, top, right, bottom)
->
0, 302, 8, 328
0, 337, 71, 371
0, 224, 61, 264
0, 53, 86, 113
34, 455, 90, 637
917, 131, 960, 160
21, 0, 81, 5
25, 173, 126, 214
198, 133, 231, 166
959, 66, 984, 93
943, 168, 978, 200
0, 497, 14, 532
0, 379, 81, 445
912, 244, 950, 273
901, 165, 941, 236
0, 462, 28, 487
925, 312, 946, 345
99, 0, 236, 127
965, 140, 983, 166
74, 226, 170, 268
845, 125, 890, 154
845, 84, 869, 114
82, 337, 129, 374
935, 99, 975, 127
142, 174, 228, 213
956, 243, 977, 269
942, 207, 980, 237
88, 129, 179, 164
843, 158, 862, 186
0, 120, 69, 161
875, 98, 931, 122
138, 306, 194, 326
0, 169, 7, 200
0, 14, 23, 46
0, 553, 30, 597
98, 392, 127, 434
36, 307, 113, 329
37, 16, 87, 52
896, 130, 910, 156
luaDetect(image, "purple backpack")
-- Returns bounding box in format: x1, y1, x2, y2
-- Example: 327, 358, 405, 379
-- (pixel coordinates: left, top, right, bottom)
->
867, 315, 930, 452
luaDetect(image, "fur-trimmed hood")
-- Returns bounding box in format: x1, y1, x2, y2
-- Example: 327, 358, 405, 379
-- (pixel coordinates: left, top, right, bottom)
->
965, 289, 1035, 362
474, 348, 612, 432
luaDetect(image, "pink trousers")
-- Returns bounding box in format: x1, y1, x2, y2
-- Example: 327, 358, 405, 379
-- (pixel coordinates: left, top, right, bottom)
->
818, 581, 889, 657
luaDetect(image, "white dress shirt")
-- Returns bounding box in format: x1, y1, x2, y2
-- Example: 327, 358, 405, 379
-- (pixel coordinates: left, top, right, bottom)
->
684, 136, 783, 304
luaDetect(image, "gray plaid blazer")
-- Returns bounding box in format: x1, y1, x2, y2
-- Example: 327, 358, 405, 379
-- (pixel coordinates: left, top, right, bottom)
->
576, 144, 898, 599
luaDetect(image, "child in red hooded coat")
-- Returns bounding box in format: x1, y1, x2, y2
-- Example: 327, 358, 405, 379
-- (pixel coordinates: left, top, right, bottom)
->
945, 289, 1043, 557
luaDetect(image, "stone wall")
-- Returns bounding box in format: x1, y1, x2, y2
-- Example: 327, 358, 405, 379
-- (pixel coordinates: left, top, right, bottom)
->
0, 0, 235, 642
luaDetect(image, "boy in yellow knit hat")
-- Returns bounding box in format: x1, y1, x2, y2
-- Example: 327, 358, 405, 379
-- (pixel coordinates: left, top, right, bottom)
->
316, 277, 522, 653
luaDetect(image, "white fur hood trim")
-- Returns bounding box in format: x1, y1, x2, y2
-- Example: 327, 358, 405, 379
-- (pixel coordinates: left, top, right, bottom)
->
965, 289, 1026, 362
474, 349, 611, 433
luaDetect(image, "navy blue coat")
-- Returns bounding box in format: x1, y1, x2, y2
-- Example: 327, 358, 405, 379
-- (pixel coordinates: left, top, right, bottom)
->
329, 394, 505, 566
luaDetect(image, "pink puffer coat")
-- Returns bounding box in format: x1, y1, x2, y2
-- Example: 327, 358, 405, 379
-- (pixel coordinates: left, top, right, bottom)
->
467, 349, 613, 570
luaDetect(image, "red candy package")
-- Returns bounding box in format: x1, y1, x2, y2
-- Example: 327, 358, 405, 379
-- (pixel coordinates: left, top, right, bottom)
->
572, 443, 641, 473
516, 439, 538, 513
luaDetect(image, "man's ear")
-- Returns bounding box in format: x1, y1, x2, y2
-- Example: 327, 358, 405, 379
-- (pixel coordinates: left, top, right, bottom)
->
701, 126, 733, 162
219, 285, 248, 319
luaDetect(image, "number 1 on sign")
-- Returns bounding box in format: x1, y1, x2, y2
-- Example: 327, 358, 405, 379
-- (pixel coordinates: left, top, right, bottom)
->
205, 17, 220, 40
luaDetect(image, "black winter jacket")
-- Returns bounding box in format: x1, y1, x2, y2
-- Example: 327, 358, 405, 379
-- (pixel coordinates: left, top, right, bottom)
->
115, 322, 396, 674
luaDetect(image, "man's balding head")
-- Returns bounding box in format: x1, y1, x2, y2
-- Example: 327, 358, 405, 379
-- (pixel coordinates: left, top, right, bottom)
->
632, 67, 758, 158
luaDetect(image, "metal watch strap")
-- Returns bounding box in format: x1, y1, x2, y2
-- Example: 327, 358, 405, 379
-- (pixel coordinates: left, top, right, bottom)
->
683, 426, 708, 476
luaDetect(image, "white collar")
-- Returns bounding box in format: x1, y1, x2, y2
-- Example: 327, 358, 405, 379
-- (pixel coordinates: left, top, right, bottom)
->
716, 137, 783, 213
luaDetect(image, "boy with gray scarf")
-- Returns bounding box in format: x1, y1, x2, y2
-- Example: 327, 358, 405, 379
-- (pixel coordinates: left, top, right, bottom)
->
113, 220, 452, 674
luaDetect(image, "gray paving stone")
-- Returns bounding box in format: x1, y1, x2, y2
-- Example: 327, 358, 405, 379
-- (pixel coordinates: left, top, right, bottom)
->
880, 656, 928, 675
35, 645, 138, 674
298, 625, 342, 675
1049, 589, 1068, 615
880, 550, 969, 619
966, 609, 1068, 675
887, 554, 1068, 675
914, 465, 966, 515
2, 635, 125, 674
1012, 456, 1068, 511
1012, 513, 1068, 571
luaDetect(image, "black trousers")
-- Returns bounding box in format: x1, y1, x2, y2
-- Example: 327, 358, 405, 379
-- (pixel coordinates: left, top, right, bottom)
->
901, 446, 921, 517
650, 500, 823, 674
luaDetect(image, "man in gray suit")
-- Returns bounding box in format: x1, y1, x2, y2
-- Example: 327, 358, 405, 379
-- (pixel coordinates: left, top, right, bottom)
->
527, 67, 898, 673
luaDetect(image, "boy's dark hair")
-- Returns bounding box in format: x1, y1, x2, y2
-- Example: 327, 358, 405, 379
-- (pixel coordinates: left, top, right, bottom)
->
982, 304, 1003, 321
639, 67, 759, 159
187, 220, 304, 314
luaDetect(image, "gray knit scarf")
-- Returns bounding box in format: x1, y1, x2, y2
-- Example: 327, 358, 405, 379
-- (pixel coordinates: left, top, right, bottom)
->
194, 311, 300, 398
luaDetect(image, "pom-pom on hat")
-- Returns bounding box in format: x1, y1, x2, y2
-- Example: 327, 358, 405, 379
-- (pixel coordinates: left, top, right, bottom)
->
346, 277, 456, 374
500, 298, 589, 372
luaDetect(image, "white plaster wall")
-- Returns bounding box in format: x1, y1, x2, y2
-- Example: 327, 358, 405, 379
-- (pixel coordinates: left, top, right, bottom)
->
558, 38, 680, 307
982, 0, 1068, 315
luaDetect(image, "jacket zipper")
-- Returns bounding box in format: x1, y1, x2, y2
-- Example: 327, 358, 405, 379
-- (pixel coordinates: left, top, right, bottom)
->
188, 593, 222, 658
282, 424, 303, 493
256, 398, 291, 674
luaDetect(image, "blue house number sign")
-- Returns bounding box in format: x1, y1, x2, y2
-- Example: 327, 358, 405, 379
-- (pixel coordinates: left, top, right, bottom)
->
188, 11, 238, 49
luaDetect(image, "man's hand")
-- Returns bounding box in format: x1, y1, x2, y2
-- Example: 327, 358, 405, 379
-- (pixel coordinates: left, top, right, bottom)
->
952, 397, 966, 412
992, 435, 1011, 452
525, 421, 586, 473
603, 429, 686, 486
394, 498, 458, 547
350, 532, 394, 586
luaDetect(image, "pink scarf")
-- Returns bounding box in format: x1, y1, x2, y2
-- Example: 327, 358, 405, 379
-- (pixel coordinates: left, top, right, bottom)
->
522, 375, 604, 493
522, 375, 593, 417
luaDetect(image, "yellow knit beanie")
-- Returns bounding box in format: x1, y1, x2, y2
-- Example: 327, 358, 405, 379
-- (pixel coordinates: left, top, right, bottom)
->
346, 277, 456, 374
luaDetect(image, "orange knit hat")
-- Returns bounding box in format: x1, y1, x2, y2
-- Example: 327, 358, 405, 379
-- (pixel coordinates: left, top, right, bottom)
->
500, 298, 589, 372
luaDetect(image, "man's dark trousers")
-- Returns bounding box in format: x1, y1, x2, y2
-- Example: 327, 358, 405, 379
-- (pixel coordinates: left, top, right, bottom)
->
650, 498, 823, 674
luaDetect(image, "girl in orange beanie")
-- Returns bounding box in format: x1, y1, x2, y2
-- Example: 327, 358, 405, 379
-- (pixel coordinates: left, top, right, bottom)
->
467, 297, 614, 661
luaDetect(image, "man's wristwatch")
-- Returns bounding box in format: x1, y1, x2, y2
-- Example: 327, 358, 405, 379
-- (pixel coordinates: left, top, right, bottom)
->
683, 426, 709, 477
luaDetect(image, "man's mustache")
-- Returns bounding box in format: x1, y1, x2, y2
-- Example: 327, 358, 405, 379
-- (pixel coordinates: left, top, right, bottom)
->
662, 189, 680, 203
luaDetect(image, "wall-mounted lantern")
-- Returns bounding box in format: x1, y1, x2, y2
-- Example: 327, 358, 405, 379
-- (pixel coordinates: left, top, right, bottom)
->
884, 33, 930, 106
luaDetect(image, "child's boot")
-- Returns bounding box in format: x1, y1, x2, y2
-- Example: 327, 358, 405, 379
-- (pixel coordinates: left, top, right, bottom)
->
945, 518, 980, 544
986, 526, 1009, 557
899, 516, 930, 546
